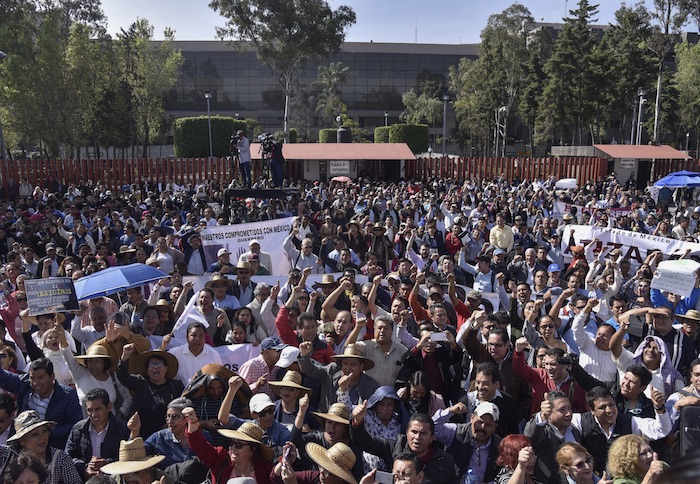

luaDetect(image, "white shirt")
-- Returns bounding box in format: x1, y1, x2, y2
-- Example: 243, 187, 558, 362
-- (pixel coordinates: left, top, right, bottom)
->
169, 343, 222, 386
89, 421, 110, 458
571, 312, 619, 383
570, 410, 671, 441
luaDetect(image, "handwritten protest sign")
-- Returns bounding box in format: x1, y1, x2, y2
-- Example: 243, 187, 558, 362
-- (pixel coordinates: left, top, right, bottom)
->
24, 278, 79, 315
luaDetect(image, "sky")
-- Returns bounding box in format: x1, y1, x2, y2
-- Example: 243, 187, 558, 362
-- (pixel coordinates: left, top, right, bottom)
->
99, 0, 657, 44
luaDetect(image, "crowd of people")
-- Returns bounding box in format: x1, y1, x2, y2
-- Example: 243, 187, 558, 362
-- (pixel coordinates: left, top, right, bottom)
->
0, 171, 697, 484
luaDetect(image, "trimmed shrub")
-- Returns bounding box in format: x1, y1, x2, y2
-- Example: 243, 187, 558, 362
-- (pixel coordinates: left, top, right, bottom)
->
388, 124, 429, 153
288, 128, 298, 143
173, 116, 246, 157
319, 129, 336, 143
374, 126, 390, 143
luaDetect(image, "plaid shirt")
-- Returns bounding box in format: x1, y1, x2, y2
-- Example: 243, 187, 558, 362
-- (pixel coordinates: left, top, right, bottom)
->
238, 355, 279, 399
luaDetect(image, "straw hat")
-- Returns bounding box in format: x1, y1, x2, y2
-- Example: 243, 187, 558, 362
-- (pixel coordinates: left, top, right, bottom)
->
100, 438, 165, 475
155, 299, 175, 319
313, 274, 337, 289
205, 274, 233, 291
372, 223, 385, 232
182, 364, 252, 405
269, 370, 311, 396
311, 402, 351, 426
75, 343, 114, 371
331, 344, 375, 370
218, 422, 273, 461
345, 220, 361, 231
6, 410, 56, 443
676, 309, 700, 325
21, 311, 66, 326
306, 442, 357, 484
133, 350, 179, 380
117, 245, 136, 256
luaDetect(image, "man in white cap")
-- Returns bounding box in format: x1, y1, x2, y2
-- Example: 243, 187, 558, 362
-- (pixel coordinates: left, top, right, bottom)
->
238, 239, 273, 273
207, 247, 235, 275
432, 400, 502, 483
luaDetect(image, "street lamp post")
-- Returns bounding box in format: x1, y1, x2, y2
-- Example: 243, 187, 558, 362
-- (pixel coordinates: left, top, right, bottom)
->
686, 132, 690, 153
0, 51, 6, 173
384, 111, 388, 127
442, 95, 450, 157
204, 90, 213, 160
636, 88, 647, 145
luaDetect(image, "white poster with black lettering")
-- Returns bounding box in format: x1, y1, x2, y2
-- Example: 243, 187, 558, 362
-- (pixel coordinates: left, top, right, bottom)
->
200, 217, 295, 276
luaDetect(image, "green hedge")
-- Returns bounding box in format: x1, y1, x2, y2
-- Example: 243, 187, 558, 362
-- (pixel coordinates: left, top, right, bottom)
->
388, 124, 429, 153
288, 128, 298, 143
173, 116, 247, 157
319, 129, 336, 143
374, 126, 390, 143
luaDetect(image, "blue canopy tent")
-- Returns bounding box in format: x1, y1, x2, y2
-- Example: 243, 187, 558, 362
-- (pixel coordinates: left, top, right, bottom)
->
654, 170, 700, 188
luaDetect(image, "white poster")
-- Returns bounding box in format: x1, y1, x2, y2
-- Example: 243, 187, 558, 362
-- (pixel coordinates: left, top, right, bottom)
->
563, 225, 700, 266
200, 217, 295, 276
651, 259, 700, 297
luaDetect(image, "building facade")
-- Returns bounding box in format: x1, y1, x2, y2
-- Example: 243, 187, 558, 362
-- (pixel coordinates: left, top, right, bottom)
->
165, 40, 478, 140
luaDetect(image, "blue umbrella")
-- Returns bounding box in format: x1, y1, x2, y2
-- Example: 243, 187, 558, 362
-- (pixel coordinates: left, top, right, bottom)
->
74, 263, 168, 301
654, 170, 700, 188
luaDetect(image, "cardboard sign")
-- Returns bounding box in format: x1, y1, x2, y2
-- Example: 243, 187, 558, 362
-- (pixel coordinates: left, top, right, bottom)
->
651, 259, 700, 297
24, 278, 79, 315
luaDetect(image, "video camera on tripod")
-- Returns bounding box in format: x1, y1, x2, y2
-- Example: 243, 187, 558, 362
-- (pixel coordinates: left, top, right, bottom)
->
257, 132, 276, 156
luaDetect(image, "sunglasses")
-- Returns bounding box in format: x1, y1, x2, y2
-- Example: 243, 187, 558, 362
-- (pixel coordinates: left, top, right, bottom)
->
15, 298, 27, 302
230, 441, 249, 449
571, 456, 593, 470
256, 407, 275, 417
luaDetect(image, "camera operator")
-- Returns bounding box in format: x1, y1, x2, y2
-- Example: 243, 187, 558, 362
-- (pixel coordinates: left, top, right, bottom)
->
234, 130, 252, 188
270, 138, 285, 187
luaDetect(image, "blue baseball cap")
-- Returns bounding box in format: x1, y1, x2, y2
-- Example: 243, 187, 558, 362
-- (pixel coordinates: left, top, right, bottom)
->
548, 263, 561, 273
260, 337, 287, 351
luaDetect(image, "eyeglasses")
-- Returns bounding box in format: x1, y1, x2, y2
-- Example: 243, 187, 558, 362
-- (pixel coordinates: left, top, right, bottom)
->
15, 298, 27, 302
165, 413, 183, 421
148, 362, 165, 369
571, 456, 593, 470
230, 441, 249, 449
539, 325, 555, 330
256, 407, 275, 417
0, 354, 8, 359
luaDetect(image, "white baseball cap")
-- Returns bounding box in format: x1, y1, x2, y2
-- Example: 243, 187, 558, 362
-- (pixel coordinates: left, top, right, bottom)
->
474, 401, 500, 421
277, 346, 301, 369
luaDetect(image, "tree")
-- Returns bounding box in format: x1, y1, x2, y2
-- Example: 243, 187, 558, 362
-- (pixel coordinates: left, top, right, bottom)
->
602, 3, 657, 143
313, 62, 351, 127
450, 3, 532, 154
116, 18, 183, 158
673, 41, 700, 142
400, 90, 443, 126
519, 28, 553, 154
209, 0, 356, 134
647, 0, 689, 142
536, 0, 601, 146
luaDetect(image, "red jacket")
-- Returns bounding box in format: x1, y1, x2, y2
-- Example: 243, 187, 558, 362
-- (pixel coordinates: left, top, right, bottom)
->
275, 306, 334, 364
512, 348, 588, 417
187, 427, 272, 484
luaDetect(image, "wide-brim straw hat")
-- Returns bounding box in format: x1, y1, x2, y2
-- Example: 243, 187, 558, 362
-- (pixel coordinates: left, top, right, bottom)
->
182, 364, 252, 405
117, 245, 136, 256
345, 220, 361, 231
21, 310, 66, 326
133, 350, 179, 380
6, 410, 56, 443
269, 370, 311, 396
331, 344, 374, 370
155, 299, 175, 319
306, 442, 357, 484
205, 274, 233, 291
313, 274, 337, 289
100, 438, 165, 475
677, 309, 700, 325
311, 402, 351, 426
218, 422, 273, 461
75, 343, 114, 371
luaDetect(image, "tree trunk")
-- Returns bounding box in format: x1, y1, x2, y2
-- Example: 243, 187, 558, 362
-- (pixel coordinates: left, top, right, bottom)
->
653, 60, 663, 143
283, 76, 290, 136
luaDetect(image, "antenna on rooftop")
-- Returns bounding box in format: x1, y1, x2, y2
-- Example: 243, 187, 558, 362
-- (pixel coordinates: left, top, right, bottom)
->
415, 18, 418, 43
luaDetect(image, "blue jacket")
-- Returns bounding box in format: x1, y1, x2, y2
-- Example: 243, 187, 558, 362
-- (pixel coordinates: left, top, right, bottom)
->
0, 369, 81, 449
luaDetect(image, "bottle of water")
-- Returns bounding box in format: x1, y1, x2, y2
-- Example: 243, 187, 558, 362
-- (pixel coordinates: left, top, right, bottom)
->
466, 468, 478, 484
